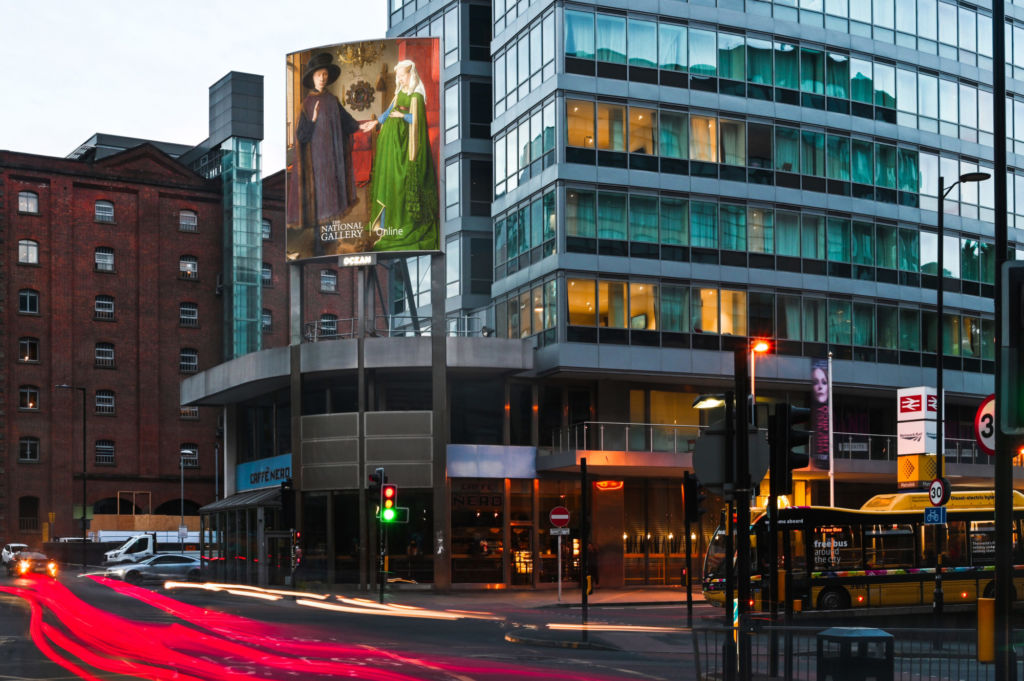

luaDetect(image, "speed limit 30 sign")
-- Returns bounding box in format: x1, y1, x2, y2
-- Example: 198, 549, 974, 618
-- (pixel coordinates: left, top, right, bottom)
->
974, 394, 995, 456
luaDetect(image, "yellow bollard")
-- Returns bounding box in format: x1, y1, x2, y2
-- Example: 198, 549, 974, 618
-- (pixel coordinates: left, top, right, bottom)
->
978, 597, 995, 663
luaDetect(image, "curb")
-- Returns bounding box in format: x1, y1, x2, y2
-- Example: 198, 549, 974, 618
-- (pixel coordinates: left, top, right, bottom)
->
503, 629, 619, 651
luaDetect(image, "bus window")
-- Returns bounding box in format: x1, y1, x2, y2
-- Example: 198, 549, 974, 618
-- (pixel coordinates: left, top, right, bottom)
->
943, 521, 968, 566
865, 523, 914, 569
969, 520, 996, 565
811, 525, 861, 571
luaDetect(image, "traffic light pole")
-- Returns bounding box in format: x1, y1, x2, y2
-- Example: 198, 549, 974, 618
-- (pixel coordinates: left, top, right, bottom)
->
722, 389, 736, 681
733, 350, 751, 681
684, 471, 694, 628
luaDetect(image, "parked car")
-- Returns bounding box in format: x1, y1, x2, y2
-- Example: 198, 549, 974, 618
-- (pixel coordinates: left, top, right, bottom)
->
104, 554, 201, 584
2, 543, 28, 566
7, 549, 58, 578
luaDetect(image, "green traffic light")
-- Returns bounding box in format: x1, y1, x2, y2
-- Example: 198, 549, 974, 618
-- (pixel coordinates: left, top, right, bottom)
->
382, 507, 396, 522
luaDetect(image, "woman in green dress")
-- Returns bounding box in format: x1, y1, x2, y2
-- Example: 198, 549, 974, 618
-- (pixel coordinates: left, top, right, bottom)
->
364, 59, 440, 252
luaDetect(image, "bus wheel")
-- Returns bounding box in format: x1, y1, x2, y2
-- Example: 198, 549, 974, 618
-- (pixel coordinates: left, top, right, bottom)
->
983, 582, 1017, 600
817, 587, 850, 610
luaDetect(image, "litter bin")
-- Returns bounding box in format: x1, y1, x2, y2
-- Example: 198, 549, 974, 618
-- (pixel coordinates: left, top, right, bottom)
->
816, 627, 894, 681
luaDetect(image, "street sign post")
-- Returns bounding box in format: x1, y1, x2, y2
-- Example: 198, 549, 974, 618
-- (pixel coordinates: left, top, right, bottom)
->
550, 506, 570, 601
929, 477, 951, 507
974, 394, 996, 456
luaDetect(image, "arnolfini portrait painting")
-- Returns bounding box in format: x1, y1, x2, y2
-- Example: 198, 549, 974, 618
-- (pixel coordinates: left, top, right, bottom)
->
285, 38, 440, 260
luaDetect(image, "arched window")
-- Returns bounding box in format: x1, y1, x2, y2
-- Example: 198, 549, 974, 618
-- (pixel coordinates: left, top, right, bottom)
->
179, 210, 198, 232
179, 302, 199, 327
95, 342, 115, 368
19, 337, 39, 363
18, 289, 39, 314
179, 255, 198, 279
94, 246, 115, 272
18, 191, 39, 214
180, 443, 199, 468
18, 239, 39, 264
95, 440, 115, 465
94, 295, 115, 320
95, 390, 116, 415
18, 437, 40, 462
94, 200, 114, 223
179, 348, 199, 373
19, 385, 39, 410
320, 313, 338, 338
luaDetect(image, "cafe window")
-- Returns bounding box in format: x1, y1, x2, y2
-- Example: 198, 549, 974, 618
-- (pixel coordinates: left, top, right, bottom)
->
450, 480, 505, 583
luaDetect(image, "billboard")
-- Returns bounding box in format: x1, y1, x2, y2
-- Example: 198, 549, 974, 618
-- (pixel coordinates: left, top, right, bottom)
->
808, 357, 830, 470
286, 38, 440, 260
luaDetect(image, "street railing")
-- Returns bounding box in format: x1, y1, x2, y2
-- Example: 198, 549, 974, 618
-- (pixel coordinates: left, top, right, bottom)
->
552, 421, 706, 454
832, 432, 994, 466
692, 623, 1009, 681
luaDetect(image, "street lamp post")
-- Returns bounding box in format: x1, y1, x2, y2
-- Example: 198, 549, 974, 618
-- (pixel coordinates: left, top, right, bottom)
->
56, 384, 87, 570
750, 340, 770, 424
180, 453, 185, 554
934, 171, 989, 616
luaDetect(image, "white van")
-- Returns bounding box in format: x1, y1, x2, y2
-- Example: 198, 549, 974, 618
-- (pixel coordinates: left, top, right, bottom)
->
103, 533, 200, 564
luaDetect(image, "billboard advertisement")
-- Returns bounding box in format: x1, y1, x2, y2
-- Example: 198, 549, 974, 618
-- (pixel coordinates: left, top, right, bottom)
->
808, 357, 830, 470
286, 38, 440, 260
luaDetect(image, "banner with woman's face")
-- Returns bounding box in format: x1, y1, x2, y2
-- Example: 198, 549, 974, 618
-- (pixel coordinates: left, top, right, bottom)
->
285, 38, 441, 261
808, 358, 831, 470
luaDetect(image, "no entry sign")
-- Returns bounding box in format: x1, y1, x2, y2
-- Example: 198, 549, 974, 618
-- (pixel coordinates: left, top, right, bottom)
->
549, 506, 570, 527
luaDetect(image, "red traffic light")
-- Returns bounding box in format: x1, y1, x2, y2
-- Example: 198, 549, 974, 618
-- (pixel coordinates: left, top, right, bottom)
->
383, 484, 396, 500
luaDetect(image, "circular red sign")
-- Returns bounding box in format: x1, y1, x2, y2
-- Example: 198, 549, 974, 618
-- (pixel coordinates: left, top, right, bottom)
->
973, 394, 996, 456
549, 506, 570, 527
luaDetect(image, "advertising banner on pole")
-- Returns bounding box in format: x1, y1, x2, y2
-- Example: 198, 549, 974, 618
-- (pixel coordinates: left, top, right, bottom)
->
807, 358, 831, 470
285, 38, 441, 261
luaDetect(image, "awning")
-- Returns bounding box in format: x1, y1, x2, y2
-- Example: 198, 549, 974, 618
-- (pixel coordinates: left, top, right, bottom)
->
200, 487, 280, 513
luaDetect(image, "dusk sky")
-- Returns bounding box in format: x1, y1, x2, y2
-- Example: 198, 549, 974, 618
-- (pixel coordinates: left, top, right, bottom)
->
0, 1, 387, 173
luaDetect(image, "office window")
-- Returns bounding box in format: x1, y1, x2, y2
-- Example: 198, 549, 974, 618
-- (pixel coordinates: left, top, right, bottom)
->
320, 314, 338, 338
95, 390, 115, 415
565, 9, 595, 59
179, 210, 198, 232
262, 309, 272, 334
18, 437, 40, 462
629, 195, 659, 244
19, 385, 39, 410
748, 207, 773, 254
179, 302, 199, 327
720, 119, 745, 166
446, 237, 461, 298
660, 197, 688, 246
718, 33, 745, 81
747, 37, 772, 84
596, 103, 626, 151
597, 192, 627, 240
179, 255, 198, 279
445, 161, 461, 219
19, 337, 39, 363
95, 247, 115, 272
179, 348, 198, 373
775, 127, 799, 172
630, 107, 657, 155
629, 283, 658, 330
445, 81, 460, 144
566, 99, 595, 148
828, 300, 853, 344
180, 443, 200, 468
261, 263, 273, 287
803, 299, 827, 342
690, 115, 718, 162
262, 219, 272, 240
598, 281, 627, 328
661, 285, 689, 332
94, 200, 114, 223
18, 191, 39, 214
95, 295, 115, 320
826, 53, 849, 98
692, 288, 719, 333
321, 269, 338, 292
95, 440, 115, 465
595, 13, 626, 63
180, 406, 200, 419
18, 239, 39, 264
689, 28, 717, 76
95, 342, 115, 368
720, 205, 746, 251
19, 289, 39, 314
691, 201, 718, 248
774, 42, 799, 89
567, 278, 597, 326
719, 290, 747, 335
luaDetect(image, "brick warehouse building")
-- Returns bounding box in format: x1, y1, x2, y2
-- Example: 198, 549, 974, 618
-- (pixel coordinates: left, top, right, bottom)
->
0, 72, 366, 545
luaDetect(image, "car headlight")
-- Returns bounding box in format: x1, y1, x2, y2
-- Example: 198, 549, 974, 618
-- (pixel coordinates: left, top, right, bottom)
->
17, 560, 30, 574
46, 561, 58, 577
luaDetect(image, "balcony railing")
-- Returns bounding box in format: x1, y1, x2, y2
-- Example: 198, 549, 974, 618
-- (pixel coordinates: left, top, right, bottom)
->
303, 315, 489, 342
551, 421, 705, 454
548, 424, 1004, 467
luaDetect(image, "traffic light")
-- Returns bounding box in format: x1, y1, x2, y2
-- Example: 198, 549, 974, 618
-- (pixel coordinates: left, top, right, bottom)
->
1003, 262, 1024, 433
280, 478, 295, 529
368, 467, 386, 495
684, 472, 707, 519
381, 484, 398, 522
770, 403, 811, 496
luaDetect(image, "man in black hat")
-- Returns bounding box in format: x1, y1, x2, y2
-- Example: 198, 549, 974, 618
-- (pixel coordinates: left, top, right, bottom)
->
289, 53, 369, 251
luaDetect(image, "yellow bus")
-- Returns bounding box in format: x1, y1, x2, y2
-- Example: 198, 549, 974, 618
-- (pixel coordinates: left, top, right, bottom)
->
702, 490, 1024, 610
